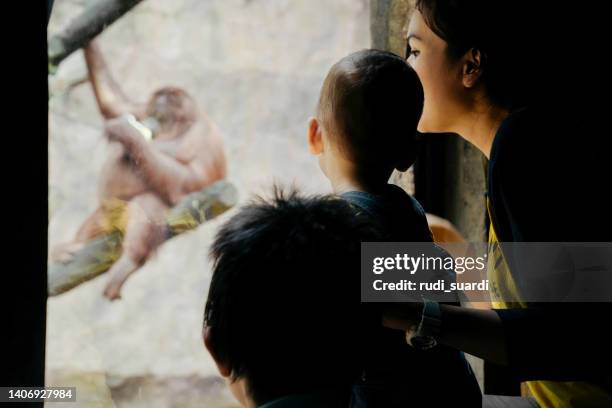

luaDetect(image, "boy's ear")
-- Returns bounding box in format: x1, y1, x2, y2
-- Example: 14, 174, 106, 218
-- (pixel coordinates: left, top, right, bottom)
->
307, 117, 324, 155
203, 326, 232, 378
461, 48, 485, 89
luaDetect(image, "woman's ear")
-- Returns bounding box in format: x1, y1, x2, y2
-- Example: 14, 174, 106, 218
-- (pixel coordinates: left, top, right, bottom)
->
203, 325, 232, 378
307, 117, 324, 155
461, 48, 485, 89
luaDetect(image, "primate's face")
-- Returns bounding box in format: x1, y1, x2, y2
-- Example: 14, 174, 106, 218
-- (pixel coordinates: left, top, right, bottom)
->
145, 87, 196, 134
151, 94, 170, 118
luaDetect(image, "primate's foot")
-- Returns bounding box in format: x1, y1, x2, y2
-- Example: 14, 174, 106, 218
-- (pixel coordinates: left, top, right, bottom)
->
103, 281, 123, 301
103, 256, 139, 301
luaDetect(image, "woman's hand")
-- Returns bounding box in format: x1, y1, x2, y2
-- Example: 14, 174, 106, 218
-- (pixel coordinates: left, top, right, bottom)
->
426, 213, 466, 244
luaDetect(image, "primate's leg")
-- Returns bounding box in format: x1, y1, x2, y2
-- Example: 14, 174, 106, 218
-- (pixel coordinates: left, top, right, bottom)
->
50, 207, 108, 263
103, 193, 169, 300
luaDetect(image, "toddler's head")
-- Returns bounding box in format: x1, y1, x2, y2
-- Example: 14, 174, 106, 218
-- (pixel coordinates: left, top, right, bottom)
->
308, 49, 424, 189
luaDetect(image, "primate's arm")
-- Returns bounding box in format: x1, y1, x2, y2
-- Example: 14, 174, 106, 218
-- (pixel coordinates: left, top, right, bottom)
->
83, 40, 139, 119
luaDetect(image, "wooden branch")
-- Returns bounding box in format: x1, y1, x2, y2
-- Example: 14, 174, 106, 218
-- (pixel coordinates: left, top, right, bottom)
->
48, 180, 239, 296
48, 0, 145, 69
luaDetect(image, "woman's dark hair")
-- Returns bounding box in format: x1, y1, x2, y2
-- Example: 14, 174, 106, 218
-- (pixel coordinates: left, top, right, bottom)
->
415, 0, 532, 110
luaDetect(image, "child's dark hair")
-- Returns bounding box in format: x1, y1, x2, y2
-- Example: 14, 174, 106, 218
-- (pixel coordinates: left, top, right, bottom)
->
317, 49, 423, 182
203, 187, 381, 405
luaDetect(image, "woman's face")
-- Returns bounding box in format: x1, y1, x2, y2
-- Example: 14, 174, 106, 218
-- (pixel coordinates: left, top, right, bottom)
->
406, 11, 468, 134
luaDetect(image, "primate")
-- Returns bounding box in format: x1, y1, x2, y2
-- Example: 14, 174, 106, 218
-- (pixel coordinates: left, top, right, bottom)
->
51, 40, 227, 300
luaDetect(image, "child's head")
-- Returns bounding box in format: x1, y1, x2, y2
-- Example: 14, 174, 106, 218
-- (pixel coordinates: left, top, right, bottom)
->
203, 188, 380, 407
308, 49, 424, 187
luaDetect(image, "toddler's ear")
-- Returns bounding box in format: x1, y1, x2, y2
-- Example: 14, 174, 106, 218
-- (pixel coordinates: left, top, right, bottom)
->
307, 117, 324, 155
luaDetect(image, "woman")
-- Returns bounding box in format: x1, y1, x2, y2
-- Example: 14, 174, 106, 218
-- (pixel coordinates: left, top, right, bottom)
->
384, 1, 612, 407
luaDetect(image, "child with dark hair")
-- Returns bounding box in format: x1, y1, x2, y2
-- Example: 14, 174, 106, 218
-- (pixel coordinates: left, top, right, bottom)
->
203, 188, 382, 407
308, 49, 482, 406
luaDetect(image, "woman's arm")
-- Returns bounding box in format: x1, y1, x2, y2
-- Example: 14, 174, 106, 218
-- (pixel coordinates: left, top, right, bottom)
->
439, 305, 508, 365
384, 303, 612, 382
383, 302, 507, 365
